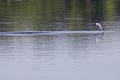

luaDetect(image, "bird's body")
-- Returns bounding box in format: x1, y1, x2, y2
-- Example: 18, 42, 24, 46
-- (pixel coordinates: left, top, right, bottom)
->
95, 23, 104, 31
87, 22, 104, 31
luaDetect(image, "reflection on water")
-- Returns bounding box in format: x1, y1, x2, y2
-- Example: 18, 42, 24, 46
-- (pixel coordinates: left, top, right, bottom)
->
0, 30, 120, 80
0, 0, 120, 80
0, 0, 120, 31
0, 32, 104, 58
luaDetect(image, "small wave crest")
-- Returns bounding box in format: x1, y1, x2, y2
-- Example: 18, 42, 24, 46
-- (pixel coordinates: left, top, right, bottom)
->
0, 31, 105, 36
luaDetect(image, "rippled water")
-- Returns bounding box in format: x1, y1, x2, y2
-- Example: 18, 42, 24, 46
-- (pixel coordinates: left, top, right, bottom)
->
0, 29, 120, 80
0, 0, 120, 80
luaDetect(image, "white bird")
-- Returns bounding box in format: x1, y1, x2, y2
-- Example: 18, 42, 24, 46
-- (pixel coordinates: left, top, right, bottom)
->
95, 23, 104, 31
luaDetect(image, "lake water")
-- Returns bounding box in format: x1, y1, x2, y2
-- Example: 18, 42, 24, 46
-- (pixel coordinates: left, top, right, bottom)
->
0, 29, 120, 80
0, 0, 120, 80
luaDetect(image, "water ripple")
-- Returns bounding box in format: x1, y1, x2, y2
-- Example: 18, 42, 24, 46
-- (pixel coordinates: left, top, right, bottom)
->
0, 31, 105, 36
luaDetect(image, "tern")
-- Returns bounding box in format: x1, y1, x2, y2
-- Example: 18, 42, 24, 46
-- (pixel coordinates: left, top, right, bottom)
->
95, 23, 104, 31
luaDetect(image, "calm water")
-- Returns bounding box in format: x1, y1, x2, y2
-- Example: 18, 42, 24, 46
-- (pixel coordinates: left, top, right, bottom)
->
0, 30, 120, 80
0, 0, 120, 80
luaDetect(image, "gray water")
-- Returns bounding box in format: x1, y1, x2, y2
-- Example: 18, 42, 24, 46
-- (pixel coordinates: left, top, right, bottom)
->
0, 0, 120, 80
0, 29, 120, 80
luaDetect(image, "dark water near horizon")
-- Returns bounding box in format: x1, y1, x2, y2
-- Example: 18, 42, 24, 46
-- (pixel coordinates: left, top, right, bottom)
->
0, 0, 120, 80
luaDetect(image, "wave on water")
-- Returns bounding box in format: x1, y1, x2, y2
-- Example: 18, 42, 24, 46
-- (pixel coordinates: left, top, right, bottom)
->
0, 31, 106, 36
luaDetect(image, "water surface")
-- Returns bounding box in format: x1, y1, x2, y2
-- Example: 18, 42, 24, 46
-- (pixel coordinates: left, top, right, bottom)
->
0, 30, 120, 80
0, 0, 120, 80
